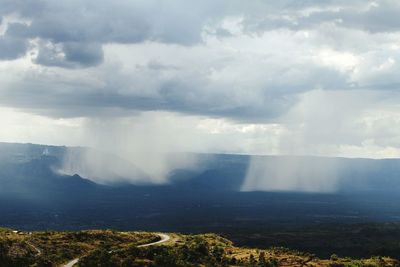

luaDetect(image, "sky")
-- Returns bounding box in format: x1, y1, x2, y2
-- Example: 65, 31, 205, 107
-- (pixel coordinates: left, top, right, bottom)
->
1, 0, 400, 161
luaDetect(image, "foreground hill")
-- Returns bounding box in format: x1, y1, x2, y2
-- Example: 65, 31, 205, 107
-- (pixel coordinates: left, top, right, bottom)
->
0, 228, 398, 267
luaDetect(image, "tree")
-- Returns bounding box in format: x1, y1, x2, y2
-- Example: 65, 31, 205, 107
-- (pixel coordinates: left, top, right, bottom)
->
249, 254, 257, 266
258, 252, 267, 267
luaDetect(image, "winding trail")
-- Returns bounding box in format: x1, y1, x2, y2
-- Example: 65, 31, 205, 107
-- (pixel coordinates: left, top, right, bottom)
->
63, 258, 79, 267
137, 233, 170, 247
62, 233, 170, 267
26, 241, 42, 256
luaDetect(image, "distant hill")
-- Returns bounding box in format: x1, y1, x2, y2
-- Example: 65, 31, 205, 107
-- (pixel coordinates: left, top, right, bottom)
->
2, 142, 400, 194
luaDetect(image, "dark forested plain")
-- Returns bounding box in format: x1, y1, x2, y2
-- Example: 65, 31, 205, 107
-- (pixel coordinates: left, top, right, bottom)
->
2, 142, 400, 259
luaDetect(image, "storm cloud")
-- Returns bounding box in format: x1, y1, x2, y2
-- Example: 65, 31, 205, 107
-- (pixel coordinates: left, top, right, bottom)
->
0, 0, 399, 121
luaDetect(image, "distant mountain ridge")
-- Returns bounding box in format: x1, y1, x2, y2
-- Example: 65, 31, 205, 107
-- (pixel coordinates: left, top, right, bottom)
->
1, 142, 400, 235
2, 142, 400, 193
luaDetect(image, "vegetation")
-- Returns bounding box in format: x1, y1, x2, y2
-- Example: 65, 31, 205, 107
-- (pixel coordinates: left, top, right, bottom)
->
0, 227, 399, 266
0, 228, 157, 266
228, 222, 400, 259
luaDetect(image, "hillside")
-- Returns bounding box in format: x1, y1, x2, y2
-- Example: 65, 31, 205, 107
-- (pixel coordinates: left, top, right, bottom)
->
0, 228, 398, 267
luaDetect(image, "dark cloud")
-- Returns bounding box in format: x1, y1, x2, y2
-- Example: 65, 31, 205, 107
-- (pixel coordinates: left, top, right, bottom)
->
34, 41, 103, 68
0, 0, 399, 124
0, 56, 350, 123
0, 36, 28, 59
1, 1, 400, 67
1, 0, 227, 67
213, 27, 234, 38
146, 60, 180, 71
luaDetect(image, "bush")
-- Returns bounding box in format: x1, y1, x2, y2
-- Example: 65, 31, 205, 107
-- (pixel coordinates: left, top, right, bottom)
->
331, 254, 339, 261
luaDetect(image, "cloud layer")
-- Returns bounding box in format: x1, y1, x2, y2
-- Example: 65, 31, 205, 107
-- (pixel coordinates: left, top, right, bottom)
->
1, 1, 400, 121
